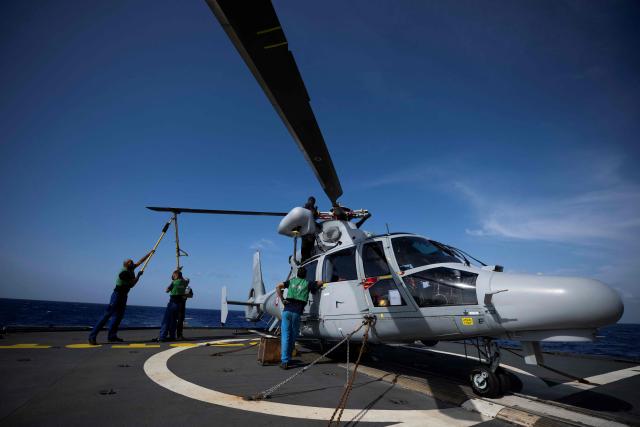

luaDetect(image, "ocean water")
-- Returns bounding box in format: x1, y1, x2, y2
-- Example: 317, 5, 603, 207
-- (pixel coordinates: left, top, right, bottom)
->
0, 298, 267, 330
498, 323, 640, 362
0, 298, 638, 361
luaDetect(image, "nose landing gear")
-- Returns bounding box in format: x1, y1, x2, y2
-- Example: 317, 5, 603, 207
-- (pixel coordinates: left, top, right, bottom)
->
468, 338, 514, 398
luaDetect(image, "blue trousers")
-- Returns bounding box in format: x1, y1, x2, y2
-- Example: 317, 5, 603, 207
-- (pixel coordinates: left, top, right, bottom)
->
159, 298, 180, 340
89, 291, 128, 341
281, 310, 301, 364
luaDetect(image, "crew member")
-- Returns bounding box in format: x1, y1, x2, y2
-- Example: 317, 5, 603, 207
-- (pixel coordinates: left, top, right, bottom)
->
301, 196, 319, 262
158, 270, 189, 342
331, 202, 352, 221
176, 281, 193, 340
303, 196, 319, 218
88, 252, 152, 345
275, 267, 322, 369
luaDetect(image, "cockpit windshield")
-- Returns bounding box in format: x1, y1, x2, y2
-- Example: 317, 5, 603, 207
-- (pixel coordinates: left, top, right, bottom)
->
392, 236, 460, 271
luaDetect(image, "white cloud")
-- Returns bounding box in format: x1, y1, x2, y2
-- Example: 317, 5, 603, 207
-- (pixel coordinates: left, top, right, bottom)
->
249, 238, 276, 251
366, 149, 640, 321
459, 184, 640, 243
357, 161, 448, 189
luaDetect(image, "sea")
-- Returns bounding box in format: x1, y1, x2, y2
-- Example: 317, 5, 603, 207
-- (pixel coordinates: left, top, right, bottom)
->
1, 298, 638, 361
0, 298, 268, 331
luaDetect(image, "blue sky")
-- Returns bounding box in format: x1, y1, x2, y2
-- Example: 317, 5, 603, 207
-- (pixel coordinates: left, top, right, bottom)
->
1, 1, 639, 322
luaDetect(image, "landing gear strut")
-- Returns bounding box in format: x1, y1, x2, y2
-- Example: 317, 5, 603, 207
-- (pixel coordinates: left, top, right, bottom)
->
467, 338, 512, 398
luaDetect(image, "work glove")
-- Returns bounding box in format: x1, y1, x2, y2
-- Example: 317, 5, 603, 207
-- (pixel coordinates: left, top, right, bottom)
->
136, 271, 144, 279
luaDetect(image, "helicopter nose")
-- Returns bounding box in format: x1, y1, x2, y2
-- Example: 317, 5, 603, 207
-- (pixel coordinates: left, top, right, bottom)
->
488, 273, 624, 331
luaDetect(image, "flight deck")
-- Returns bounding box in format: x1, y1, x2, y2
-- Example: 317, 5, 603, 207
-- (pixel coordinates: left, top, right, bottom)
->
1, 328, 638, 426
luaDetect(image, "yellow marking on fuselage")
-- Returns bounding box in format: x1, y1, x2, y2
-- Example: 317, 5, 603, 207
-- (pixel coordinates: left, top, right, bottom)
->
0, 343, 51, 349
264, 41, 288, 50
66, 344, 102, 349
112, 343, 161, 348
461, 317, 474, 326
256, 25, 281, 35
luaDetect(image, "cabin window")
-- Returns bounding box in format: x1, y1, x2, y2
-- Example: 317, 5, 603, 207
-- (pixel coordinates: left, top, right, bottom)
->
403, 267, 477, 307
362, 241, 391, 278
368, 278, 406, 307
392, 236, 459, 271
323, 247, 358, 282
302, 261, 318, 282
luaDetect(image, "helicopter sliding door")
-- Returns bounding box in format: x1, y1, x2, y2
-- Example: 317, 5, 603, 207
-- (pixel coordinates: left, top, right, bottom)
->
318, 246, 369, 338
359, 240, 414, 313
357, 238, 423, 341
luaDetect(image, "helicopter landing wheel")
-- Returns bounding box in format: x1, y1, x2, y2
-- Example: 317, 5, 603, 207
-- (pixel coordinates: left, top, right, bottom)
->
495, 367, 512, 395
469, 366, 501, 398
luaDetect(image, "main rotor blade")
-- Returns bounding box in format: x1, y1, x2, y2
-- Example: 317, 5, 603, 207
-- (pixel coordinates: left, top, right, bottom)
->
206, 0, 343, 204
147, 206, 287, 216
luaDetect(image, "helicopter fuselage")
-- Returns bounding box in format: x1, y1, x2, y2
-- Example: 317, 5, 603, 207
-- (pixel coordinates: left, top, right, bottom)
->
255, 219, 622, 350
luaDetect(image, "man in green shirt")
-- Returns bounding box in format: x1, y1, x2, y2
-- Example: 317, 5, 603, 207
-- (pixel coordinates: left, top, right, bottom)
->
276, 266, 322, 369
157, 270, 189, 341
89, 252, 151, 345
176, 282, 194, 340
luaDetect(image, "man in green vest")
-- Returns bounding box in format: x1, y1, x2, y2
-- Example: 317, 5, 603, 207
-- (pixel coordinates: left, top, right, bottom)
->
157, 270, 189, 341
89, 252, 152, 345
176, 282, 194, 340
275, 266, 323, 369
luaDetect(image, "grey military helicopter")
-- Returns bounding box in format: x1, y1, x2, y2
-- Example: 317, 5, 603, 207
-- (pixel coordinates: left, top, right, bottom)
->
148, 0, 624, 397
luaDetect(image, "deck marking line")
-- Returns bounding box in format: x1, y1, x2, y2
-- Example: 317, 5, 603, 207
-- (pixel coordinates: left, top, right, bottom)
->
169, 343, 198, 347
248, 329, 276, 338
402, 344, 634, 423
0, 344, 51, 349
350, 362, 512, 423
112, 343, 160, 348
66, 344, 102, 349
490, 395, 628, 427
144, 338, 488, 426
411, 346, 536, 377
581, 365, 640, 386
543, 365, 640, 396
461, 399, 504, 418
208, 343, 245, 347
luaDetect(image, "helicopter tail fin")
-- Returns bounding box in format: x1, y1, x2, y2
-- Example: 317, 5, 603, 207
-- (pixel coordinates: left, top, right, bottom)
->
220, 251, 265, 324
251, 250, 266, 298
221, 286, 229, 326
245, 251, 265, 321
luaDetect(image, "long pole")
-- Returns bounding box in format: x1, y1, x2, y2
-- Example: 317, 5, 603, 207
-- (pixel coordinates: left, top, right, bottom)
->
140, 216, 174, 274
174, 212, 181, 270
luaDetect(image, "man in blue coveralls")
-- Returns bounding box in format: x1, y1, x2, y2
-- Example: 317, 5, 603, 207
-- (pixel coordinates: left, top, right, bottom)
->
89, 252, 151, 345
275, 267, 322, 369
156, 269, 189, 342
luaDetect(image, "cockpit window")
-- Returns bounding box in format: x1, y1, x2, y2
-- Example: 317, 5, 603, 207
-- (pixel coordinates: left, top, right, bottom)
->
362, 242, 390, 278
392, 236, 459, 271
302, 261, 318, 282
323, 247, 358, 282
403, 267, 478, 307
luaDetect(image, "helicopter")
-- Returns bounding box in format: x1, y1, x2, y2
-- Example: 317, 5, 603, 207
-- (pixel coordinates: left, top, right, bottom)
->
147, 0, 624, 398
